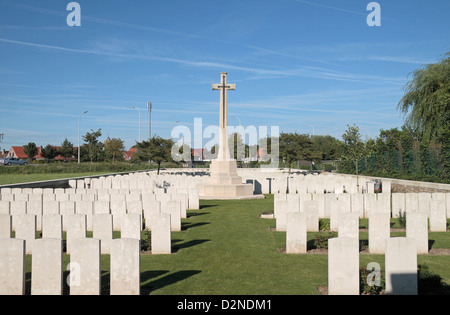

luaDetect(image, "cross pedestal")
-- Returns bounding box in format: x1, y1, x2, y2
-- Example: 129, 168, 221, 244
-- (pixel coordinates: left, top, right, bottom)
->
198, 72, 264, 200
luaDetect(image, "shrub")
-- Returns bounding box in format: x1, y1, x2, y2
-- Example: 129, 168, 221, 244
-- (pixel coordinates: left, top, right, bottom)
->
141, 229, 151, 252
418, 264, 450, 295
319, 219, 330, 231
313, 231, 336, 249
397, 210, 407, 228
360, 267, 385, 295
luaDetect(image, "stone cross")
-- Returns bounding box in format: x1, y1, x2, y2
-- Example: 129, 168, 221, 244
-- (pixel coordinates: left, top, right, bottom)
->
212, 72, 235, 160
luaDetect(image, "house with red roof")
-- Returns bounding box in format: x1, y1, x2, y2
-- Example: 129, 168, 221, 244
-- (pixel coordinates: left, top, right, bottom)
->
6, 146, 77, 161
123, 147, 137, 161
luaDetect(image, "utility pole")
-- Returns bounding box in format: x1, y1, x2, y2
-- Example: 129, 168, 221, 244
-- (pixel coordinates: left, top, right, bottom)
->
147, 102, 152, 140
78, 111, 88, 164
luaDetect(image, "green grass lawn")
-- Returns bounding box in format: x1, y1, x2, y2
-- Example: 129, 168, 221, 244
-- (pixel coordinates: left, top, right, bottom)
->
22, 194, 450, 295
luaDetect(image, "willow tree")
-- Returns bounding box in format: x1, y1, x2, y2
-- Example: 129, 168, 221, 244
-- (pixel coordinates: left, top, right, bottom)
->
398, 52, 449, 138
397, 52, 450, 177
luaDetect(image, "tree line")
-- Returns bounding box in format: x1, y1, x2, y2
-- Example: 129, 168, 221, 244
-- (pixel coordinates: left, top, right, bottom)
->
23, 129, 127, 164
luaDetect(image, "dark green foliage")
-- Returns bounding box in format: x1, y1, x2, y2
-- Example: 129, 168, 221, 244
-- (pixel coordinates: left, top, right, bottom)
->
397, 211, 407, 228
313, 231, 336, 249
59, 138, 75, 159
134, 136, 174, 175
41, 144, 58, 161
418, 264, 450, 295
23, 142, 38, 160
141, 229, 151, 252
318, 219, 330, 231
279, 132, 317, 174
82, 129, 105, 163
360, 267, 385, 295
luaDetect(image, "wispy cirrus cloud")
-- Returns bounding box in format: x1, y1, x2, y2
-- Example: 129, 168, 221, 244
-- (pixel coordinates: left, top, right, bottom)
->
0, 37, 405, 85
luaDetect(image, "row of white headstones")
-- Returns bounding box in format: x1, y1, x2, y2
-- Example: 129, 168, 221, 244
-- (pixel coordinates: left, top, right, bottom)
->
275, 191, 449, 295
0, 179, 201, 295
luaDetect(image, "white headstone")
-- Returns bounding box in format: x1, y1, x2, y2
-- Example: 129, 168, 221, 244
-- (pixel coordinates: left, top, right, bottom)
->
446, 193, 450, 218
150, 213, 171, 255
429, 200, 447, 232
69, 238, 101, 295
14, 214, 36, 255
312, 194, 325, 218
111, 200, 127, 231
143, 200, 161, 231
328, 237, 359, 295
94, 201, 110, 214
43, 200, 60, 216
385, 237, 417, 295
10, 201, 26, 231
418, 193, 432, 217
303, 200, 319, 232
323, 194, 337, 219
0, 238, 25, 295
42, 214, 63, 239
65, 214, 87, 254
188, 189, 200, 210
76, 200, 94, 231
110, 238, 140, 295
392, 193, 406, 219
368, 212, 390, 254
0, 200, 10, 215
350, 193, 364, 218
0, 214, 12, 238
406, 212, 429, 254
31, 238, 63, 295
405, 193, 419, 213
121, 213, 142, 240
286, 212, 307, 254
127, 200, 143, 215
330, 200, 348, 232
161, 201, 181, 232
26, 200, 43, 231
338, 212, 359, 240
93, 214, 113, 254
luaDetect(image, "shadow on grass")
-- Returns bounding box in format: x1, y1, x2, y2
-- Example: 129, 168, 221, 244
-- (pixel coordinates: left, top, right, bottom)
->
141, 270, 201, 295
171, 239, 210, 253
428, 239, 435, 250
199, 205, 218, 209
181, 221, 210, 231
187, 211, 210, 218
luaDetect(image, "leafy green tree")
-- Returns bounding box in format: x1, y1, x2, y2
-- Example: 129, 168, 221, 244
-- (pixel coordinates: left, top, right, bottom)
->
135, 136, 174, 174
342, 125, 372, 188
41, 144, 58, 162
279, 132, 314, 174
59, 138, 75, 160
311, 135, 342, 161
104, 138, 125, 163
82, 129, 104, 163
23, 142, 38, 161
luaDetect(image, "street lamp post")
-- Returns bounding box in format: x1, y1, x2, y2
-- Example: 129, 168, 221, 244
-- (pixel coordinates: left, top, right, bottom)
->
147, 102, 152, 140
130, 106, 141, 143
78, 111, 88, 164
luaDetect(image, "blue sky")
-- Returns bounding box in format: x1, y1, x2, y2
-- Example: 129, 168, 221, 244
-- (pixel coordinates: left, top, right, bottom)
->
0, 0, 449, 151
